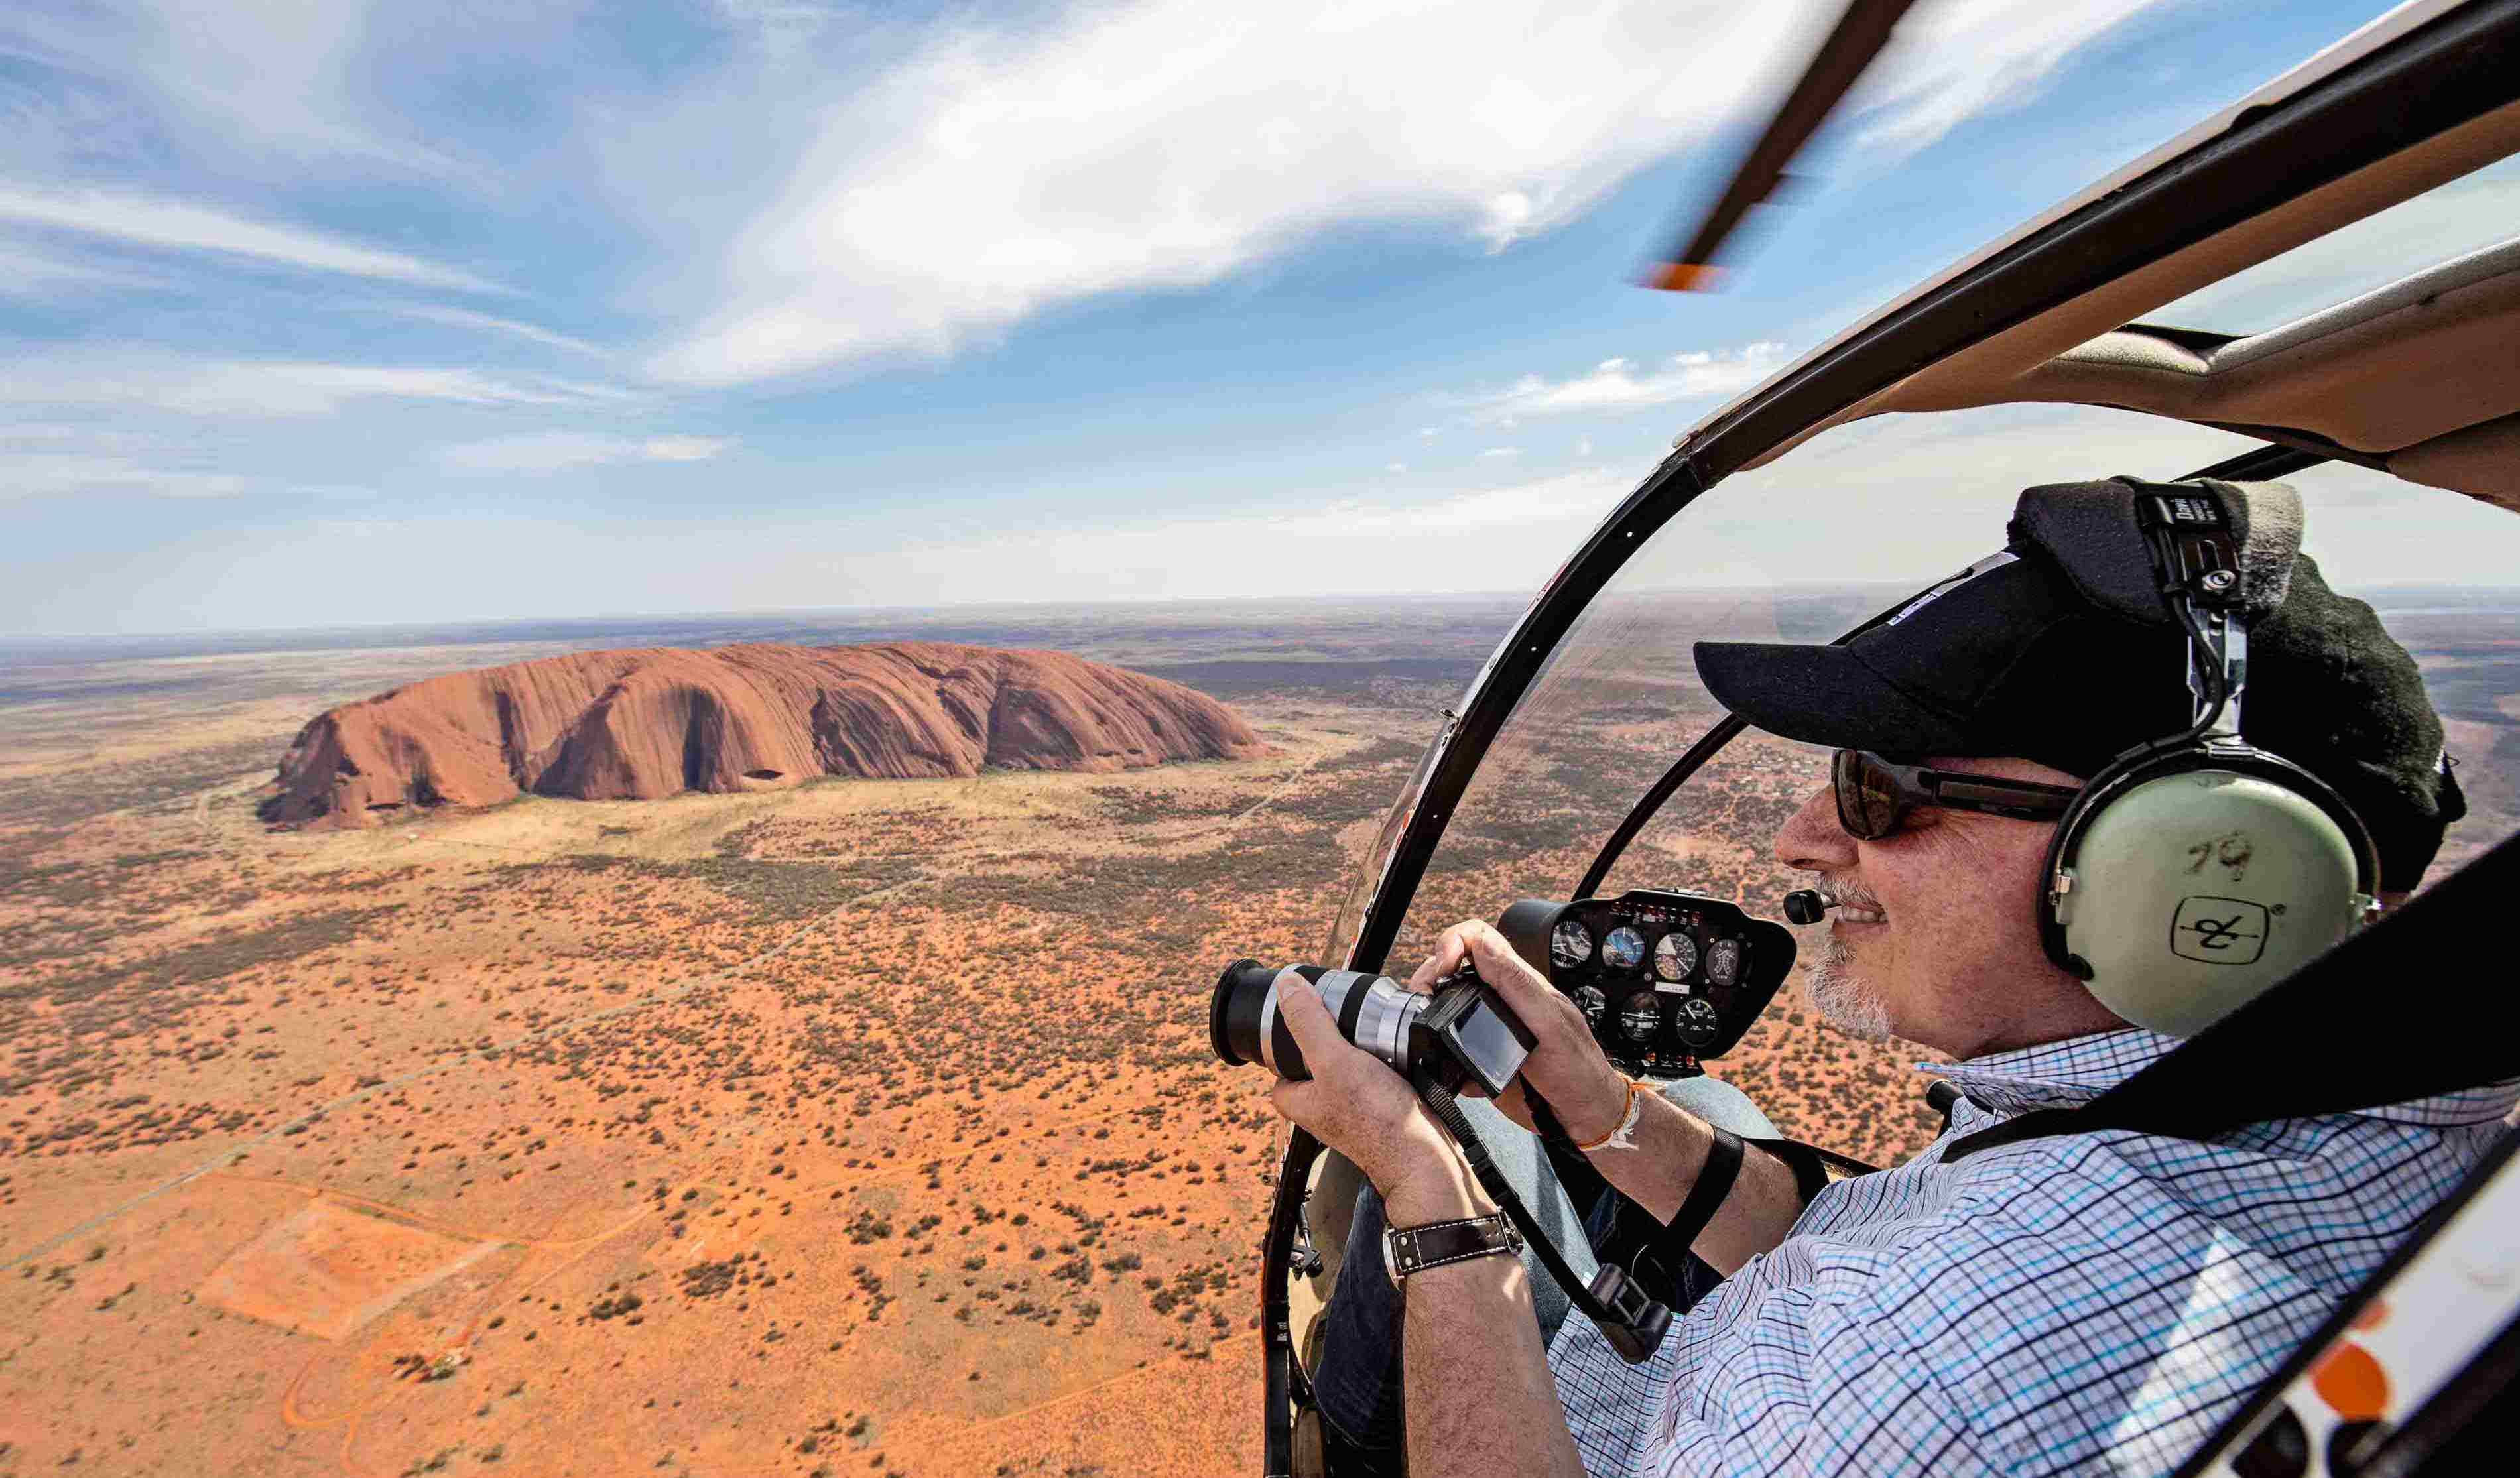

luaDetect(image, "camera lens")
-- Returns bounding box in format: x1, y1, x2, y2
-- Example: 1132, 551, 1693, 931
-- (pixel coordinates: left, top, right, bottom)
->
1210, 959, 1284, 1068
1208, 961, 1425, 1081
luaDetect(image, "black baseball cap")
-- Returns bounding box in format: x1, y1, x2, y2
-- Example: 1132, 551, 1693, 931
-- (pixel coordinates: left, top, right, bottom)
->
1694, 517, 2466, 891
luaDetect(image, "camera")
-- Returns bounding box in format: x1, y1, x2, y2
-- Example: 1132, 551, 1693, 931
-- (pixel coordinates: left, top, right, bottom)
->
1208, 961, 1536, 1097
1216, 950, 1680, 1367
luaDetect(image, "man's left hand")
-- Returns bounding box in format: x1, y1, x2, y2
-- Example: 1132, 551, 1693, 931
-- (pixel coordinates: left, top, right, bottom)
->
1264, 972, 1488, 1222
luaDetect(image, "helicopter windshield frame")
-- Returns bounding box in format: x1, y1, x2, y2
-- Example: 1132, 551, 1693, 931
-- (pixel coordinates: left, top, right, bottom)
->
1268, 13, 2520, 1475
1332, 7, 2519, 981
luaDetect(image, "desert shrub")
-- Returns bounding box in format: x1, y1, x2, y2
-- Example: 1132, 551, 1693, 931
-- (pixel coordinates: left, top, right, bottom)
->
679, 1261, 739, 1299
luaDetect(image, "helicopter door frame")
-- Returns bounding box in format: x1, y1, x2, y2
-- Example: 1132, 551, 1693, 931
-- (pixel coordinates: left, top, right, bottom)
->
1263, 11, 2520, 1475
1336, 2, 2520, 981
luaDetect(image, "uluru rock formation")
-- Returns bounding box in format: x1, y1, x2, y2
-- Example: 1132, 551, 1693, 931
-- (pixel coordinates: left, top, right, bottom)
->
259, 641, 1264, 829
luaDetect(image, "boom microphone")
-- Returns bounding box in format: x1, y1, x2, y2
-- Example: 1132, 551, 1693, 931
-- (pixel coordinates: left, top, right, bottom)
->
1782, 889, 1833, 924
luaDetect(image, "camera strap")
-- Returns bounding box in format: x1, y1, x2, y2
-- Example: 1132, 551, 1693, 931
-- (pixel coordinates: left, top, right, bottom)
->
1412, 1070, 1672, 1364
1669, 1127, 1744, 1241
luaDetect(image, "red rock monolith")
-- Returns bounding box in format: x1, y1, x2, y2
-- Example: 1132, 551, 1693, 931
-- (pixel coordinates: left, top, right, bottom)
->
260, 641, 1263, 828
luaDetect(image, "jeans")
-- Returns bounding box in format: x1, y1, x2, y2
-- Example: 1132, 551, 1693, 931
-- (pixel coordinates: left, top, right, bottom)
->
1310, 1076, 1779, 1475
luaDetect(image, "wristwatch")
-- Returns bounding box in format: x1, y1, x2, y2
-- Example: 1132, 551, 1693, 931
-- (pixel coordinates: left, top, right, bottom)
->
1383, 1211, 1523, 1289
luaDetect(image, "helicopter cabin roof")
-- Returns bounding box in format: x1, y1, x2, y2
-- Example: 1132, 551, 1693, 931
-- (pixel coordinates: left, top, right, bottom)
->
1708, 0, 2520, 509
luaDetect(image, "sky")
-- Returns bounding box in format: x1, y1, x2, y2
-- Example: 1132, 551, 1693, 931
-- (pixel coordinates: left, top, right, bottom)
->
2, 0, 2513, 637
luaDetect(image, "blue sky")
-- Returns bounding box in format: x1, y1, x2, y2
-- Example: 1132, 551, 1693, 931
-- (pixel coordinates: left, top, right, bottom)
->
0, 0, 2504, 635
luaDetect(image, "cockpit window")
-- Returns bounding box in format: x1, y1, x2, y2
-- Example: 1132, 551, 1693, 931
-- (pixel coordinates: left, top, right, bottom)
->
1344, 404, 2520, 1169
2148, 156, 2520, 334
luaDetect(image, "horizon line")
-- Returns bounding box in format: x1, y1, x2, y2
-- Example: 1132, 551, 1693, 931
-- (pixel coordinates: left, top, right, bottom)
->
9, 578, 2519, 651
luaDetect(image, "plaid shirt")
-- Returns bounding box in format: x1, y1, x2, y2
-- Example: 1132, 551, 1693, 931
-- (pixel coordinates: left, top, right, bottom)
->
1546, 1028, 2519, 1477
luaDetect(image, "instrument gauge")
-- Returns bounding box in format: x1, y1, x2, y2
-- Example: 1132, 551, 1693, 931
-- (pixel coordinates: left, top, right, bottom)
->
1618, 998, 1660, 1043
1550, 920, 1594, 969
1705, 937, 1743, 988
1653, 932, 1699, 983
1672, 996, 1723, 1050
1572, 985, 1607, 1028
1602, 926, 1647, 973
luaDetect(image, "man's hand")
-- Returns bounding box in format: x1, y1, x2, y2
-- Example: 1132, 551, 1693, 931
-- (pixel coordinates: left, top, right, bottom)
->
1263, 972, 1487, 1223
1409, 921, 1629, 1145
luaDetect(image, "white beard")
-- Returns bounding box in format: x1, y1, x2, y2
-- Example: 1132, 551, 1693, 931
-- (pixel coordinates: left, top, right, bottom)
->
1804, 930, 1895, 1042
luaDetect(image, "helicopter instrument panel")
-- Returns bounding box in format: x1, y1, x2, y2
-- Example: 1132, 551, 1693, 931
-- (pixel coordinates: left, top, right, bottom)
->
1497, 890, 1796, 1076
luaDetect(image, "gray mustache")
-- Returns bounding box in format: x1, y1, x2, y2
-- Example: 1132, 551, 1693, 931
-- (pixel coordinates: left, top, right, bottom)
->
1804, 875, 1884, 911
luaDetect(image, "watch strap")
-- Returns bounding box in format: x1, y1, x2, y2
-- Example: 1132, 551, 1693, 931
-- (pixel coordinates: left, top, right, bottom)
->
1386, 1211, 1523, 1284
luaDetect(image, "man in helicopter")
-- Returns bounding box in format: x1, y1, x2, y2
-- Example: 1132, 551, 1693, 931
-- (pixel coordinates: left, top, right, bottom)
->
1268, 493, 2503, 1478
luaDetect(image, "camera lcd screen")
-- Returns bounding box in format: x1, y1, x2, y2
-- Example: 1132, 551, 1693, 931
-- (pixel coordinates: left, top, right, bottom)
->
1448, 997, 1532, 1096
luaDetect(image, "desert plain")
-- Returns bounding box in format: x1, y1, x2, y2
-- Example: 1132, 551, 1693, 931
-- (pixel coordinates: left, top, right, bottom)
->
3, 591, 2512, 1478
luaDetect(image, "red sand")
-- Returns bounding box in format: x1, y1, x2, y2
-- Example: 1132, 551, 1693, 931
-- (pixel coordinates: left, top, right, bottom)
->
197, 1198, 507, 1342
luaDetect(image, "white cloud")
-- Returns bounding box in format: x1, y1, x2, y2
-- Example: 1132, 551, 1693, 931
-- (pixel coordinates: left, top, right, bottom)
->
638, 434, 731, 463
379, 304, 609, 359
0, 450, 247, 499
438, 432, 735, 474
1852, 0, 2183, 153
0, 414, 384, 503
0, 424, 109, 448
653, 0, 2181, 385
0, 185, 498, 292
63, 403, 2520, 634
1466, 344, 1789, 422
73, 463, 1637, 629
1480, 446, 1522, 459
3, 1, 455, 175
1622, 403, 2255, 587
0, 357, 619, 418
134, 0, 449, 170
771, 468, 1635, 604
1259, 470, 1625, 538
1385, 462, 1407, 473
710, 0, 846, 62
800, 468, 1632, 605
0, 237, 174, 296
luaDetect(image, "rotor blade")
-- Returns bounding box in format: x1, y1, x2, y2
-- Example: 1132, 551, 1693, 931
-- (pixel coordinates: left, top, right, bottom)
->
1648, 0, 1920, 291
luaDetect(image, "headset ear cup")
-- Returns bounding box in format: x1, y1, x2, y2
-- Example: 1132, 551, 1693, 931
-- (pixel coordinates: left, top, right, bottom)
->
2045, 745, 2376, 1037
2041, 777, 2109, 981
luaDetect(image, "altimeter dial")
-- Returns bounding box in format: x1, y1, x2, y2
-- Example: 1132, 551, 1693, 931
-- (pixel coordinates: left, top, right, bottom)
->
1550, 920, 1594, 969
1672, 995, 1723, 1050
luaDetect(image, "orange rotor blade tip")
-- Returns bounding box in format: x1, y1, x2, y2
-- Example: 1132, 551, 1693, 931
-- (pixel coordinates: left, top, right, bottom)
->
1647, 261, 1724, 292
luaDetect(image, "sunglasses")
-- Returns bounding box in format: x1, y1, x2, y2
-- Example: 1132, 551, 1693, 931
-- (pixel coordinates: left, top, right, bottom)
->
1831, 750, 2081, 839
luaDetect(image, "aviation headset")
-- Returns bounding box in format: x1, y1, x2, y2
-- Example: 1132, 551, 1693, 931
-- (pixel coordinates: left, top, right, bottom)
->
2027, 479, 2381, 1038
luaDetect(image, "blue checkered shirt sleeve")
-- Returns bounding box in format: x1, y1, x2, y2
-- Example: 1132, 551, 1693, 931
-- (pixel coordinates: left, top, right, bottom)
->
1554, 1192, 2008, 1478
1544, 1030, 2517, 1478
